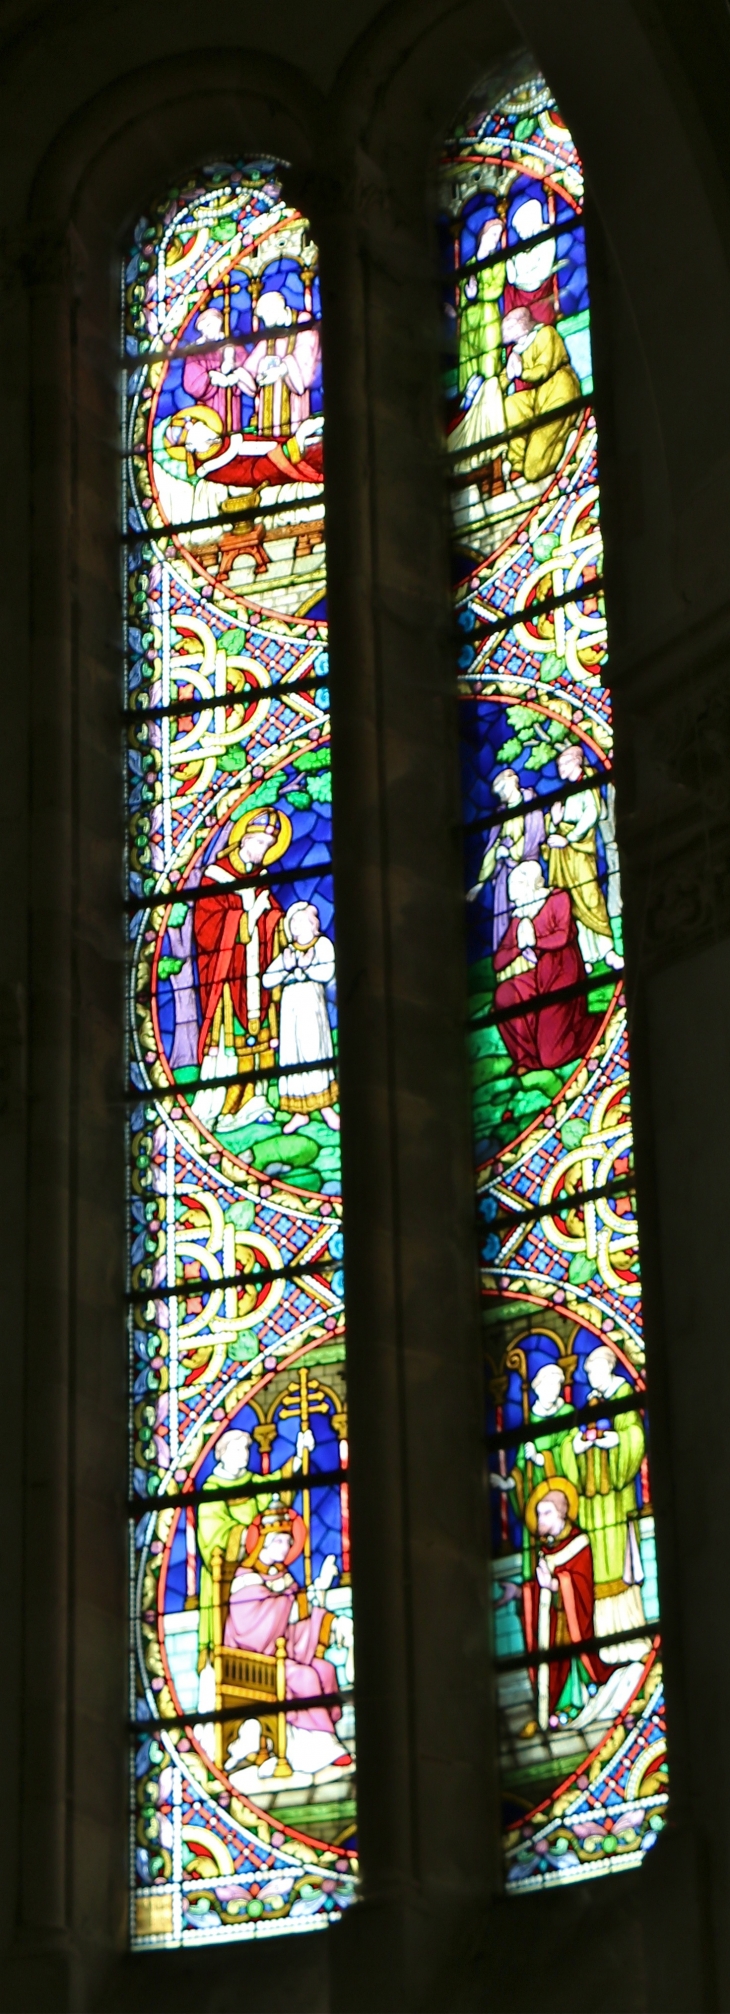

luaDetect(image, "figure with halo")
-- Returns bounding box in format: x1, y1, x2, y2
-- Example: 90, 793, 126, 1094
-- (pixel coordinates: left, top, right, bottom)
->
224, 1499, 351, 1782
522, 1477, 608, 1733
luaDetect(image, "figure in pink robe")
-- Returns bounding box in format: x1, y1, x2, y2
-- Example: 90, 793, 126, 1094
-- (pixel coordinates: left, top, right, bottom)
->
224, 1504, 349, 1763
182, 306, 250, 432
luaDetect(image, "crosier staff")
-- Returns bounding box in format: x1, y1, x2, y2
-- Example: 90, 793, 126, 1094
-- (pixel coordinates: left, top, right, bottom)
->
506, 1344, 532, 1570
223, 271, 232, 437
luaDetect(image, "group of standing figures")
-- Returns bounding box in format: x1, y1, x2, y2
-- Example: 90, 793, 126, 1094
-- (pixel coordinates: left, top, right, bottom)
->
493, 1342, 651, 1741
468, 738, 621, 1077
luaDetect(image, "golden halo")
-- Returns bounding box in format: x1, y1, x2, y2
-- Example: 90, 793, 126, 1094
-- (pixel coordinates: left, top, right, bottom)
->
164, 403, 224, 462
228, 806, 292, 871
525, 1474, 579, 1535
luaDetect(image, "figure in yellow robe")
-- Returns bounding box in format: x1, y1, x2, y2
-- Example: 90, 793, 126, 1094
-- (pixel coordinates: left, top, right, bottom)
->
504, 317, 581, 482
560, 1346, 652, 1663
547, 743, 623, 971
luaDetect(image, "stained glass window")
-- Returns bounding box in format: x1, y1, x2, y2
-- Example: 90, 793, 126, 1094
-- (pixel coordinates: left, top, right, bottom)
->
124, 163, 357, 1948
441, 59, 668, 1890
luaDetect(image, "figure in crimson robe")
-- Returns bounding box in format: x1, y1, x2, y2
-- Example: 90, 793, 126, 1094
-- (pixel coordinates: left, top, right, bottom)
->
502, 191, 558, 327
493, 859, 601, 1073
522, 1478, 607, 1733
163, 407, 323, 492
192, 807, 290, 1128
162, 407, 323, 579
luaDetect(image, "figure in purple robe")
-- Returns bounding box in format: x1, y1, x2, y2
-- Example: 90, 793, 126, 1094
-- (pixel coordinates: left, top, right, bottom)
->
166, 907, 200, 1073
466, 766, 546, 950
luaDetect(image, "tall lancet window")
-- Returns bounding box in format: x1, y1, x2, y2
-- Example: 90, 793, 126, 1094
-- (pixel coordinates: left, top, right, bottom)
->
441, 62, 667, 1891
124, 164, 356, 1949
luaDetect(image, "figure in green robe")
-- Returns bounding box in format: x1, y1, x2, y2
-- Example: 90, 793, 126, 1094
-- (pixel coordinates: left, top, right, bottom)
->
451, 215, 507, 459
458, 260, 506, 400
560, 1345, 651, 1662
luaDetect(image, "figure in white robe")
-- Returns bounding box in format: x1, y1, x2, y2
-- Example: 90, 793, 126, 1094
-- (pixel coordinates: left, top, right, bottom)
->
263, 901, 339, 1132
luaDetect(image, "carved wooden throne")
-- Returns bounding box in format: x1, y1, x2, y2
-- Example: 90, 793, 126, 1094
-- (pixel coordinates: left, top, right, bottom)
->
211, 1546, 291, 1777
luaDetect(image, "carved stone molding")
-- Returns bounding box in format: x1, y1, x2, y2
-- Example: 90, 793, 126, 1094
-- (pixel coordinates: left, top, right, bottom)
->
608, 599, 730, 969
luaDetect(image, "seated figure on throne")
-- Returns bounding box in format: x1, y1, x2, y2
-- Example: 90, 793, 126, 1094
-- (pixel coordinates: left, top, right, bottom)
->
196, 1428, 312, 1676
224, 1501, 351, 1781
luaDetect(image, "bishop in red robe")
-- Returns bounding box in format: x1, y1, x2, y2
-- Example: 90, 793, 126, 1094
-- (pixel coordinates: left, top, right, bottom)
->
493, 860, 601, 1073
193, 811, 287, 1113
523, 1479, 607, 1729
